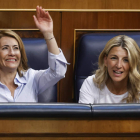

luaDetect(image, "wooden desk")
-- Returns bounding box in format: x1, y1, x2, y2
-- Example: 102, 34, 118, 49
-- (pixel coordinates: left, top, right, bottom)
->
0, 118, 140, 140
0, 103, 140, 140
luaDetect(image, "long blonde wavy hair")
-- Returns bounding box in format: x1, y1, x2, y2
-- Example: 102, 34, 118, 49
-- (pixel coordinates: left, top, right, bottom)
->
93, 35, 140, 103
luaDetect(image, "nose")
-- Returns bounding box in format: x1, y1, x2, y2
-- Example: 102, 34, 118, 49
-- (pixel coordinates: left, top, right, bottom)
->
9, 48, 15, 56
116, 60, 122, 68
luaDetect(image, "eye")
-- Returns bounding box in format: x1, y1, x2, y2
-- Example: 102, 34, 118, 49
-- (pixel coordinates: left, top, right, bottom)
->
14, 47, 19, 50
124, 58, 129, 63
111, 57, 116, 60
2, 47, 8, 50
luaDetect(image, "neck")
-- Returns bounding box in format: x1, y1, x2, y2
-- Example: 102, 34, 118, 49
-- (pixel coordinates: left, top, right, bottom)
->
0, 70, 17, 85
106, 78, 128, 95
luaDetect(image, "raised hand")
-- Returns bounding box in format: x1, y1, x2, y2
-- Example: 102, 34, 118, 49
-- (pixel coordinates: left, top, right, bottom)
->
33, 6, 53, 38
33, 6, 59, 54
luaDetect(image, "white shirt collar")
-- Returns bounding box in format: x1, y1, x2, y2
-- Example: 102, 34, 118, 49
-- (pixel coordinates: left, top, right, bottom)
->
14, 72, 27, 84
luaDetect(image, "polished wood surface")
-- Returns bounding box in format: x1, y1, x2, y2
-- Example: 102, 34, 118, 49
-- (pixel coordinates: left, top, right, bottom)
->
0, 11, 61, 45
0, 11, 36, 28
0, 119, 140, 133
97, 12, 140, 29
1, 0, 140, 9
0, 137, 140, 140
0, 118, 139, 139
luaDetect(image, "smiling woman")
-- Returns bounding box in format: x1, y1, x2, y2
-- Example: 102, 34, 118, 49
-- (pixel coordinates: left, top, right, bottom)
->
0, 6, 68, 102
0, 37, 21, 70
104, 47, 130, 95
0, 36, 22, 97
79, 35, 140, 103
0, 36, 25, 74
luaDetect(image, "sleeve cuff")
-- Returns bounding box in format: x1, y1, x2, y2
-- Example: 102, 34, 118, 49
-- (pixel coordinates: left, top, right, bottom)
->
48, 48, 70, 70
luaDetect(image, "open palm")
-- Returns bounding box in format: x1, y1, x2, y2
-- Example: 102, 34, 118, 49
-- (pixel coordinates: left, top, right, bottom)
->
33, 6, 53, 34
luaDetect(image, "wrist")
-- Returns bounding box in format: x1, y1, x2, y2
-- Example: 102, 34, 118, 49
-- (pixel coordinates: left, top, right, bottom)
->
43, 32, 54, 39
45, 36, 55, 41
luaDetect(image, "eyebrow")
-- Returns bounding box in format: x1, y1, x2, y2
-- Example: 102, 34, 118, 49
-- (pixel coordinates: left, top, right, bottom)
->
110, 55, 117, 57
1, 45, 19, 48
110, 54, 128, 58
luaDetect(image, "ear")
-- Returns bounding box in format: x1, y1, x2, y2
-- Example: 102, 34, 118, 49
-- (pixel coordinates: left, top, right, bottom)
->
104, 55, 107, 67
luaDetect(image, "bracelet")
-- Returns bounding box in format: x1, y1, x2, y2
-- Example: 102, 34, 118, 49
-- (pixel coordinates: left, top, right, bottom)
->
45, 36, 55, 41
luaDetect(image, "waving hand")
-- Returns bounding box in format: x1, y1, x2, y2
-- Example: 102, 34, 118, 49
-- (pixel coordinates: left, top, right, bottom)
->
33, 6, 53, 37
33, 6, 59, 54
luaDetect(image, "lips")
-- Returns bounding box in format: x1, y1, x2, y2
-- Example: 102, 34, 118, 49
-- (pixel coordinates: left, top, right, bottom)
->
113, 70, 123, 74
6, 58, 17, 62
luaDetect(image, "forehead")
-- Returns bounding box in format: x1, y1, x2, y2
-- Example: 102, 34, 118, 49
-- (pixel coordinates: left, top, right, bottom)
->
0, 36, 18, 46
108, 46, 128, 57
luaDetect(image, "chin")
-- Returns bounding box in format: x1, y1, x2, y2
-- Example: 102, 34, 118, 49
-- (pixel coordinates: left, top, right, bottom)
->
111, 77, 128, 83
6, 65, 18, 69
6, 67, 18, 72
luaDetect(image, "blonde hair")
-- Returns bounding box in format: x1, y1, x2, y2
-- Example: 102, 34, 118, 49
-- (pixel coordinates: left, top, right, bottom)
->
93, 35, 140, 103
0, 30, 28, 77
